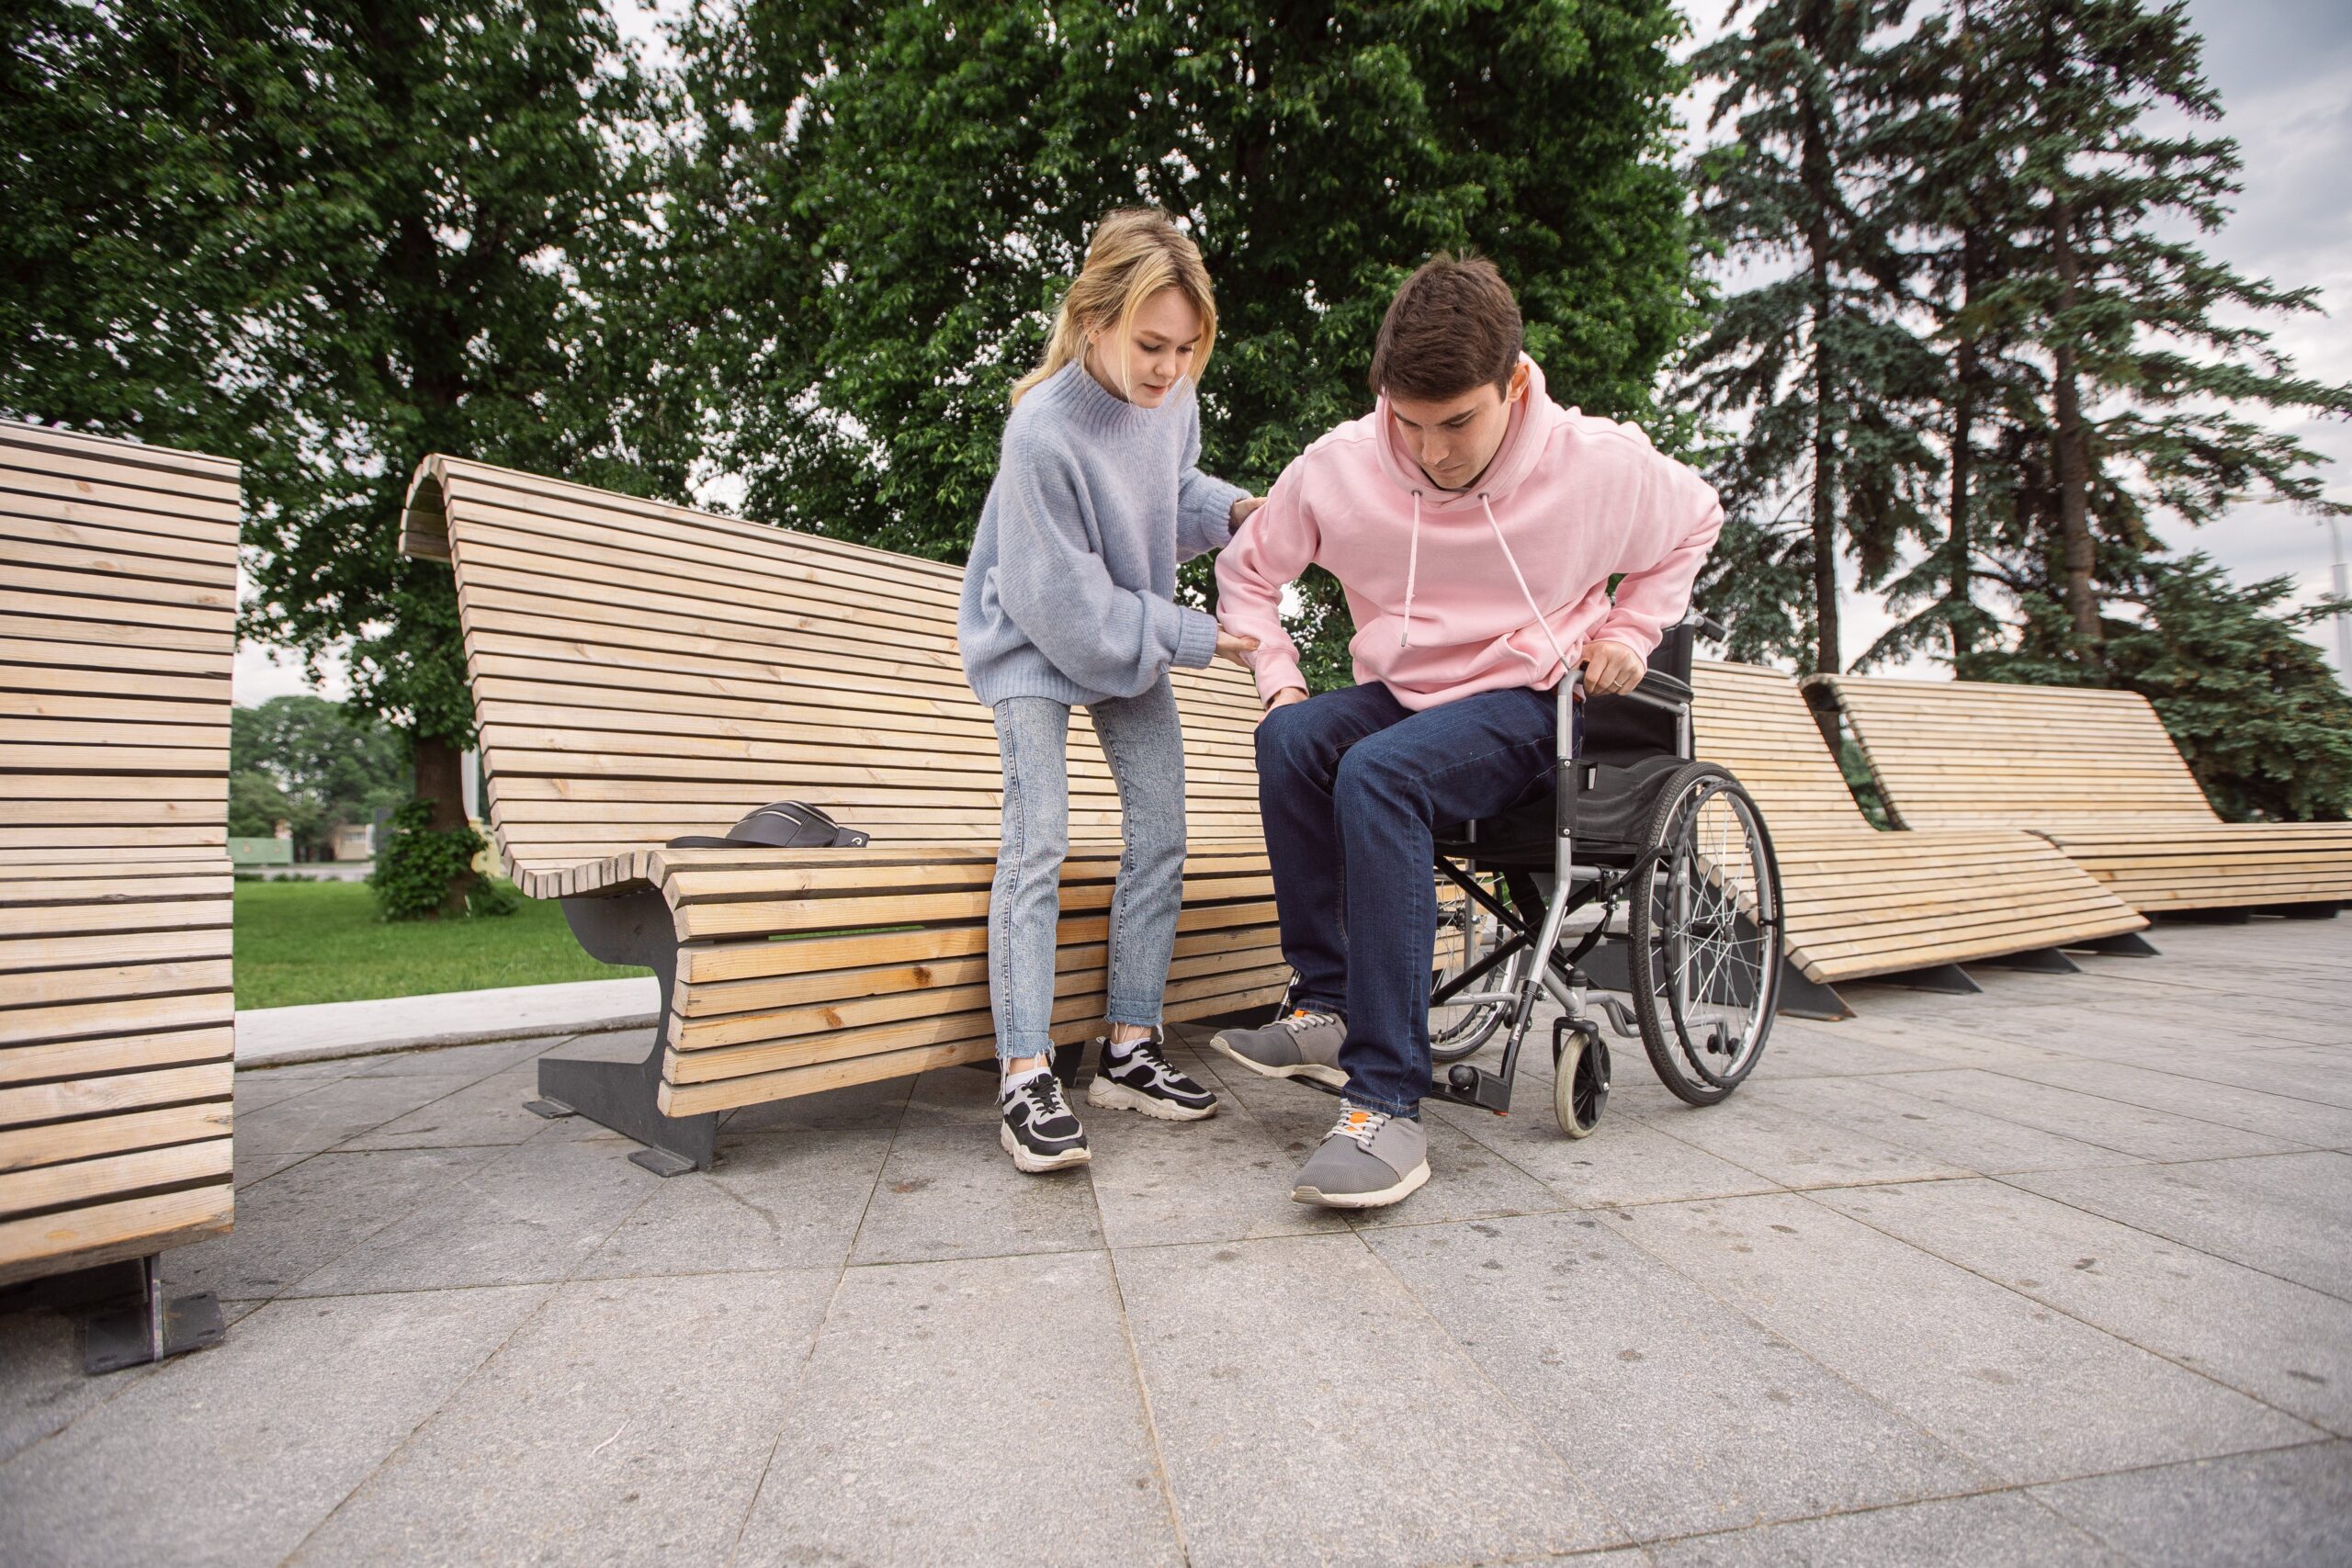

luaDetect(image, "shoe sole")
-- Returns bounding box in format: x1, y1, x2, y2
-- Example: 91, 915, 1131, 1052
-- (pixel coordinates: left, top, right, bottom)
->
1210, 1036, 1347, 1089
1087, 1076, 1218, 1122
1001, 1120, 1091, 1173
1291, 1160, 1431, 1210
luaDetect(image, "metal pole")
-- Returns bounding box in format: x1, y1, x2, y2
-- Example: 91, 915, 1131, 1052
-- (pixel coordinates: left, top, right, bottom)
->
2331, 515, 2351, 680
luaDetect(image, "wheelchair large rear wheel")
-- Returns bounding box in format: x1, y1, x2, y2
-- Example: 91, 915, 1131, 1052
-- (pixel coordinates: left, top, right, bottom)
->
1625, 761, 1781, 1105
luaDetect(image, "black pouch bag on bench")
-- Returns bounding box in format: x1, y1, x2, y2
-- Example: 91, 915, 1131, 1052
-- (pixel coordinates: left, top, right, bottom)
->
666, 800, 871, 850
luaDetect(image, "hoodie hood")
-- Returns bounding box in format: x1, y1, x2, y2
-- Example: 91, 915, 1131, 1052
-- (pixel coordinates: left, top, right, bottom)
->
1372, 354, 1564, 510
1214, 355, 1724, 713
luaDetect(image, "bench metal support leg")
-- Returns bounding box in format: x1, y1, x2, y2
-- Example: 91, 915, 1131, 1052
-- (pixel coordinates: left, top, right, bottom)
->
2068, 931, 2159, 957
536, 890, 717, 1176
1974, 946, 2082, 975
1773, 960, 1853, 1021
1578, 941, 1850, 1022
1883, 962, 1983, 996
79, 1255, 223, 1375
2265, 902, 2339, 920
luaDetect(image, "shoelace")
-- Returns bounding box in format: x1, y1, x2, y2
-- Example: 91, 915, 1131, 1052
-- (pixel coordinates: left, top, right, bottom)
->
1327, 1102, 1390, 1153
1278, 1008, 1339, 1038
1018, 1075, 1072, 1123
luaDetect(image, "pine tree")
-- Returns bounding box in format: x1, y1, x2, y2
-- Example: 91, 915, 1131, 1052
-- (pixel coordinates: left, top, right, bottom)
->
1683, 0, 1945, 674
1963, 0, 2350, 660
662, 0, 1701, 687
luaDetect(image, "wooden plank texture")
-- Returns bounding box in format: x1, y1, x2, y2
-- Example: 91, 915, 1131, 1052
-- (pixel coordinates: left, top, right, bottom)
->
0, 419, 238, 1283
1817, 673, 2352, 912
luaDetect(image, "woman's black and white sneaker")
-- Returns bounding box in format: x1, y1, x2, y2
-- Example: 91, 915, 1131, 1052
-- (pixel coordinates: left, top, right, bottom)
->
1001, 1073, 1091, 1172
1087, 1036, 1219, 1122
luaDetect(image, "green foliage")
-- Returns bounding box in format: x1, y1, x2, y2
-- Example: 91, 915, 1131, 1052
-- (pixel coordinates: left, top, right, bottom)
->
233, 878, 639, 1009
227, 696, 408, 856
369, 799, 496, 922
665, 0, 1702, 682
1964, 555, 2352, 822
1, 0, 692, 754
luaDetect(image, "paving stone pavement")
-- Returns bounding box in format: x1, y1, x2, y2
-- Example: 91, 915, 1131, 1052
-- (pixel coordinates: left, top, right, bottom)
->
4, 919, 2349, 1566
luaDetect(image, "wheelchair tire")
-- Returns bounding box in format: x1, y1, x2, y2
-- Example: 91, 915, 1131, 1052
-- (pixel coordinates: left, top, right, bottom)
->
1624, 761, 1782, 1106
1554, 1032, 1608, 1139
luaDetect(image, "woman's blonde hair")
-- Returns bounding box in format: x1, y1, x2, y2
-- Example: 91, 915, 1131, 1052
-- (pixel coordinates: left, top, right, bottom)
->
1012, 208, 1218, 405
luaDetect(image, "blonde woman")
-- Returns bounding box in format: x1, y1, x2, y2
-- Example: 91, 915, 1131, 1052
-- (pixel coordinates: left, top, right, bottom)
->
957, 209, 1261, 1173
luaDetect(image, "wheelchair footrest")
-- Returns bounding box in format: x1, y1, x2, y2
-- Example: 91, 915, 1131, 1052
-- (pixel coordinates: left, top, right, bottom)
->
1434, 1061, 1514, 1113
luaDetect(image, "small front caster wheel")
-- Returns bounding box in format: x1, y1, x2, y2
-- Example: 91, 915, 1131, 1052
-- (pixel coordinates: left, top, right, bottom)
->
1555, 1029, 1609, 1139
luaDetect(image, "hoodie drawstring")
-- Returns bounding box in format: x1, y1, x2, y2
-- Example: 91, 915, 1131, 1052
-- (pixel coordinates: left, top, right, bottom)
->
1479, 492, 1579, 689
1399, 491, 1422, 649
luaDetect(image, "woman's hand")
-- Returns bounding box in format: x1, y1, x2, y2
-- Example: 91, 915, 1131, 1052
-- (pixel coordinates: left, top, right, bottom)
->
1215, 628, 1261, 667
1228, 495, 1264, 533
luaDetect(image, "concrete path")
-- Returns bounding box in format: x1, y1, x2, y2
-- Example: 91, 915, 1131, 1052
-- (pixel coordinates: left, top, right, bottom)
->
5, 919, 2349, 1565
234, 976, 661, 1066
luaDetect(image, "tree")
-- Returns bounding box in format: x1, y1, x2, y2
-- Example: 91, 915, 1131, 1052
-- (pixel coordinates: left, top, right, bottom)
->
1684, 0, 1945, 674
228, 695, 411, 859
2, 0, 689, 908
664, 0, 1702, 684
1871, 0, 2351, 671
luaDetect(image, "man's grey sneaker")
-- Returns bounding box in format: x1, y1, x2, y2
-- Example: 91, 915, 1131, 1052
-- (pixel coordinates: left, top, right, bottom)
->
1001, 1073, 1091, 1173
1087, 1036, 1218, 1121
1210, 1008, 1347, 1088
1291, 1101, 1430, 1210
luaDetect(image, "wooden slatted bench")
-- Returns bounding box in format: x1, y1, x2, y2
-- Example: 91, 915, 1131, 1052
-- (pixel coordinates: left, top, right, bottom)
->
1, 423, 236, 1359
399, 455, 1288, 1173
1690, 660, 2151, 1015
1812, 674, 2352, 917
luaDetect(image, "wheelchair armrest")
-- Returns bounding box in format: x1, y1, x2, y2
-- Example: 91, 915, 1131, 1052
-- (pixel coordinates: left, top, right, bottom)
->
1613, 670, 1692, 714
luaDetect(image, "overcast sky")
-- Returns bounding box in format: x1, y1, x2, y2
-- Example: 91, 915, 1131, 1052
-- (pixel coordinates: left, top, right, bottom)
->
231, 0, 2352, 704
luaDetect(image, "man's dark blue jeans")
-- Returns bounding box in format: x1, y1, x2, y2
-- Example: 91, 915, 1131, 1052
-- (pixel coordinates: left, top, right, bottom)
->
1254, 681, 1564, 1117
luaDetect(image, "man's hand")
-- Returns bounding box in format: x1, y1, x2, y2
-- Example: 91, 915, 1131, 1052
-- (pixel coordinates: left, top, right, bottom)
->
1215, 628, 1261, 668
1259, 686, 1308, 726
1581, 639, 1645, 697
1228, 495, 1264, 533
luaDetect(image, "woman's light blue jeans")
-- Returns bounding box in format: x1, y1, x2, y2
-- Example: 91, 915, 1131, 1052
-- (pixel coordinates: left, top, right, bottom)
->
989, 678, 1187, 1062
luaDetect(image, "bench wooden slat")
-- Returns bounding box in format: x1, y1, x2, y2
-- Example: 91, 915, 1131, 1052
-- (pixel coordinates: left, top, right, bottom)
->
1816, 673, 2352, 912
1, 421, 238, 1286
407, 454, 1289, 1129
1690, 660, 2146, 983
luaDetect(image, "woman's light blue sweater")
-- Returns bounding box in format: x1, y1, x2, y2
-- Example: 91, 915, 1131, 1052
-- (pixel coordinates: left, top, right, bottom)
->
958, 360, 1247, 707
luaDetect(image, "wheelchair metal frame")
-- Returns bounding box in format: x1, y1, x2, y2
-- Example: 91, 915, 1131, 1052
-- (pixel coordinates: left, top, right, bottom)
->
1412, 673, 1694, 1116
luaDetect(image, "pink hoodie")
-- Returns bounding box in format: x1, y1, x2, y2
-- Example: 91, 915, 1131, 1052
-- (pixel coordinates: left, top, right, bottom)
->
1215, 357, 1724, 711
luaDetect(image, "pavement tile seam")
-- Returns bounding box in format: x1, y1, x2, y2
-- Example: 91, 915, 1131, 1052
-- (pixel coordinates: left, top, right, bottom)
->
1350, 1232, 1657, 1551
1803, 1182, 2340, 1443
1993, 1053, 2352, 1122
1860, 1068, 2303, 1168
719, 1072, 908, 1565
272, 1275, 582, 1565
1984, 1162, 2352, 1310
1086, 1170, 1198, 1564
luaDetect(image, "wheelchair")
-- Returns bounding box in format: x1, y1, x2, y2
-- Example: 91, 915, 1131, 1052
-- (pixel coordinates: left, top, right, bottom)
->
1276, 615, 1785, 1139
1426, 615, 1783, 1136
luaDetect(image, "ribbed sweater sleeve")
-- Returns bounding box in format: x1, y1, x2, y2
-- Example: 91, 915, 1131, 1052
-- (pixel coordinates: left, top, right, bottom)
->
992, 427, 1220, 698
1174, 397, 1247, 562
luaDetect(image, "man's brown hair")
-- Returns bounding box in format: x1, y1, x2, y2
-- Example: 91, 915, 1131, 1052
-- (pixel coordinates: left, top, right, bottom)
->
1368, 254, 1523, 401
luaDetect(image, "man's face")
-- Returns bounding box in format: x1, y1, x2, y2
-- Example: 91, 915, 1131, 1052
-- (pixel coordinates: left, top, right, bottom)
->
1386, 361, 1529, 491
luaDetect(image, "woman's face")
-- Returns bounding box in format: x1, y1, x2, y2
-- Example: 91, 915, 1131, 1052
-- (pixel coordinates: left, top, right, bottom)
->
1086, 288, 1202, 408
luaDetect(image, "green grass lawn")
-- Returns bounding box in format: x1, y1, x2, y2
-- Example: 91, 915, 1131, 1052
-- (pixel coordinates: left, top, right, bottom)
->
232, 878, 647, 1010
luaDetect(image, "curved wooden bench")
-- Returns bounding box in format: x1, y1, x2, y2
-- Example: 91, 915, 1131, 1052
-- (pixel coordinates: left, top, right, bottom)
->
1, 423, 236, 1325
400, 456, 1285, 1171
1811, 674, 2352, 916
1692, 660, 2149, 1014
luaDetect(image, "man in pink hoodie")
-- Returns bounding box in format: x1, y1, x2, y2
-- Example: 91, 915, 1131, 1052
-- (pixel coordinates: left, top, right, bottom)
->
1210, 255, 1723, 1209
